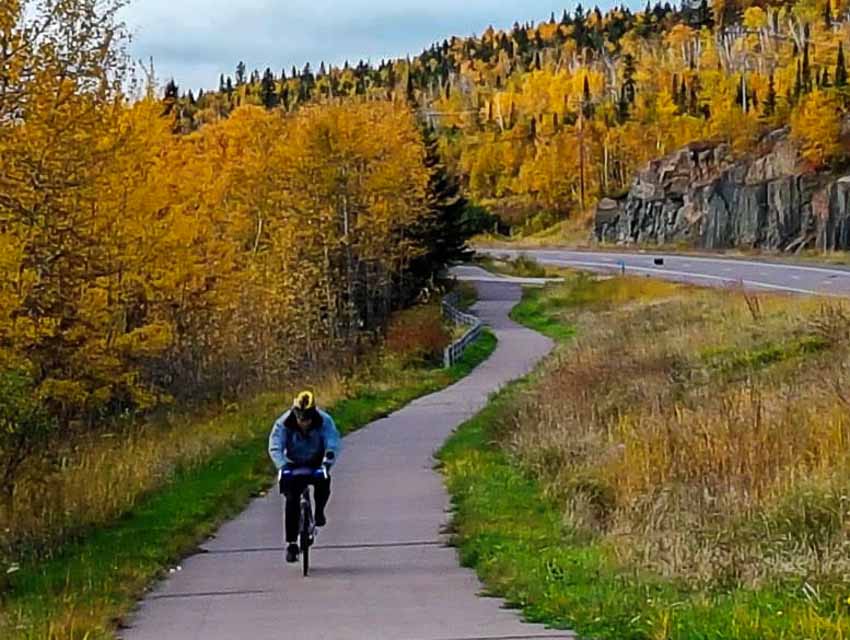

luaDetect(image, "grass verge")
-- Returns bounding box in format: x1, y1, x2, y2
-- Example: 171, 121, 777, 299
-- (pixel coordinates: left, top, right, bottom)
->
440, 380, 850, 640
3, 330, 496, 639
440, 275, 850, 639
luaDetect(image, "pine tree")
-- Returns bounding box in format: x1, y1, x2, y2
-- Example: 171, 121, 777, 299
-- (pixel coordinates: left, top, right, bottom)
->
406, 71, 416, 105
688, 76, 700, 116
763, 73, 776, 117
824, 0, 833, 29
582, 75, 593, 118
407, 129, 474, 292
836, 42, 847, 87
802, 43, 812, 93
236, 61, 246, 86
162, 79, 179, 116
219, 74, 226, 93
261, 67, 277, 108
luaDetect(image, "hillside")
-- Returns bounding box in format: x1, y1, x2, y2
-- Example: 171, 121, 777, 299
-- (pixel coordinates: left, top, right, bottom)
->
170, 0, 850, 234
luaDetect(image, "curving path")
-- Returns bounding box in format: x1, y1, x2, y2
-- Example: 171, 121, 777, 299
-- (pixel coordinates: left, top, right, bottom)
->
123, 271, 569, 640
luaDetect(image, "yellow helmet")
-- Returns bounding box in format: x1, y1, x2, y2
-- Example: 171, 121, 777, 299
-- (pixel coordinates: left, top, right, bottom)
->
292, 390, 316, 414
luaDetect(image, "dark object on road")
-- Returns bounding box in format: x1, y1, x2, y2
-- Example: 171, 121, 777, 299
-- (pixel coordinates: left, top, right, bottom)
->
654, 258, 664, 266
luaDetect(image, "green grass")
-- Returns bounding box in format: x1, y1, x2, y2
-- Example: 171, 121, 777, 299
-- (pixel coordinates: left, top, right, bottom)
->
334, 330, 496, 429
439, 371, 850, 640
509, 287, 576, 342
509, 274, 680, 343
440, 280, 850, 639
3, 330, 497, 639
453, 281, 479, 311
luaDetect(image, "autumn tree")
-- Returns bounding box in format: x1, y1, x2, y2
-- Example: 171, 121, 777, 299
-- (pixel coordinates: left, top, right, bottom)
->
791, 89, 843, 167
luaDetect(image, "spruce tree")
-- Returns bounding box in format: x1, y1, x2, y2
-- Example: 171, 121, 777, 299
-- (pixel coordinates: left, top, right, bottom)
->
261, 67, 277, 108
802, 43, 812, 93
407, 128, 474, 293
235, 61, 246, 86
763, 73, 776, 117
836, 42, 847, 87
794, 59, 803, 99
582, 75, 593, 118
162, 79, 179, 116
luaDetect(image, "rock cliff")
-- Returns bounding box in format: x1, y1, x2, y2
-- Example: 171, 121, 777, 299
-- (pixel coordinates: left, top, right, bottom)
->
595, 129, 850, 251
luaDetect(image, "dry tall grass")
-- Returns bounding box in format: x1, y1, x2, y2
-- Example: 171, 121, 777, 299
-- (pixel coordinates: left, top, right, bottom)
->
505, 277, 850, 589
1, 375, 349, 563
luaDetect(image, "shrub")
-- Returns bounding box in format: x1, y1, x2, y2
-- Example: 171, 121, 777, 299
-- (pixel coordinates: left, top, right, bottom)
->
385, 305, 451, 365
0, 370, 57, 502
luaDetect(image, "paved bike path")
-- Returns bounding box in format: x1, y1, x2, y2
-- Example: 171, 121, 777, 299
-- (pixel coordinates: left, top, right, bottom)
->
123, 273, 571, 640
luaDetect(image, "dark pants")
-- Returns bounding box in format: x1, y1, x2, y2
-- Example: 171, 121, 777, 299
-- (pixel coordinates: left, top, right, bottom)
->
280, 474, 331, 543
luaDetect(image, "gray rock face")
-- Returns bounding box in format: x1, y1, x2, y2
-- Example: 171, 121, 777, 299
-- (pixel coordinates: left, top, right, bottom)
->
595, 130, 846, 251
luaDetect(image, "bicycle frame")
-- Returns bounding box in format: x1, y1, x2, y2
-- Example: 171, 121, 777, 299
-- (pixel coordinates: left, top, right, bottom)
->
280, 466, 326, 576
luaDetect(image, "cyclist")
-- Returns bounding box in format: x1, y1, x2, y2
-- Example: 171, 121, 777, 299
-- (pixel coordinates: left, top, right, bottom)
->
268, 390, 341, 563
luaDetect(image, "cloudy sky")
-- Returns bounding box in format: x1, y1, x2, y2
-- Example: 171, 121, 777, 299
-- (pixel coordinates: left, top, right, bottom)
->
121, 1, 627, 93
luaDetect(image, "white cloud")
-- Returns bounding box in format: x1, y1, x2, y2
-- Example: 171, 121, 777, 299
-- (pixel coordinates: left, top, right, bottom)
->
121, 0, 636, 92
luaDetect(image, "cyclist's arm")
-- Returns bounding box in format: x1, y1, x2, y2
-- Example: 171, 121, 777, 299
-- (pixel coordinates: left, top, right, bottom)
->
268, 412, 293, 471
320, 412, 341, 466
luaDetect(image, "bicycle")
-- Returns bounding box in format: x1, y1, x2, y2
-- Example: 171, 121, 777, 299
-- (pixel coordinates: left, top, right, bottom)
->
281, 467, 327, 577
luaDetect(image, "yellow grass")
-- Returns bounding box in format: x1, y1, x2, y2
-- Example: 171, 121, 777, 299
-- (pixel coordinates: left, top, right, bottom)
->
505, 277, 850, 589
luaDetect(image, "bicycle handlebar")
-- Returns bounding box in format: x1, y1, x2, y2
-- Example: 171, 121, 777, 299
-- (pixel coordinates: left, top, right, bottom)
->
281, 467, 328, 479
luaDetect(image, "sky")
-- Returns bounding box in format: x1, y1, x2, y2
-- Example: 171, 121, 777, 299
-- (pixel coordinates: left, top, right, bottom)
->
121, 1, 631, 93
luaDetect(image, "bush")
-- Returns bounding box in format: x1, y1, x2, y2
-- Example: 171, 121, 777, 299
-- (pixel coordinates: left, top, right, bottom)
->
385, 305, 451, 365
0, 370, 57, 501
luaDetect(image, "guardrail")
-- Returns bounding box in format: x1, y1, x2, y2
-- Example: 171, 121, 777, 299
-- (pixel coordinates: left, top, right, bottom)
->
442, 292, 484, 368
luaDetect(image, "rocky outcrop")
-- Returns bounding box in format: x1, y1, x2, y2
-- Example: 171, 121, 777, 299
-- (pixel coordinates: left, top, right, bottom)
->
595, 129, 850, 251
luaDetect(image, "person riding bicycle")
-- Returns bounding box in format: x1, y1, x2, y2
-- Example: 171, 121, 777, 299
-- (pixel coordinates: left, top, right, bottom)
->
268, 390, 341, 563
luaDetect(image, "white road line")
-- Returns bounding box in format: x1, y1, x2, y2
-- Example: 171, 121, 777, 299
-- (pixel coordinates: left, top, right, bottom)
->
486, 248, 850, 278
546, 259, 841, 297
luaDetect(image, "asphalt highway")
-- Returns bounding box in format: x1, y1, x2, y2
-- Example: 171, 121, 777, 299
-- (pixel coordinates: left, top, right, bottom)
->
480, 248, 850, 297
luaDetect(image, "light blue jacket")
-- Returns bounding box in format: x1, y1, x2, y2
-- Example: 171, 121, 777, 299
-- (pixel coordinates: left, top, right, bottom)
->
268, 409, 341, 471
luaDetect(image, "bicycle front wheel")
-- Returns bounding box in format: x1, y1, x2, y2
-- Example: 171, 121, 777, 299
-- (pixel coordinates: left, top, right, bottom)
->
300, 503, 311, 577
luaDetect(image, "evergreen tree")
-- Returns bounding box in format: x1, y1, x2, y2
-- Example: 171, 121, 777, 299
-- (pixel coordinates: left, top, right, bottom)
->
794, 59, 803, 99
407, 129, 475, 292
582, 75, 594, 118
261, 67, 277, 108
824, 0, 833, 29
235, 61, 246, 86
763, 73, 776, 117
219, 74, 226, 93
802, 43, 812, 93
406, 71, 416, 105
836, 42, 847, 87
162, 79, 179, 116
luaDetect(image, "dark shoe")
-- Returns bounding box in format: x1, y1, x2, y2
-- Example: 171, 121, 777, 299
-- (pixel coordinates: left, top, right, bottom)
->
285, 543, 299, 563
315, 511, 327, 527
